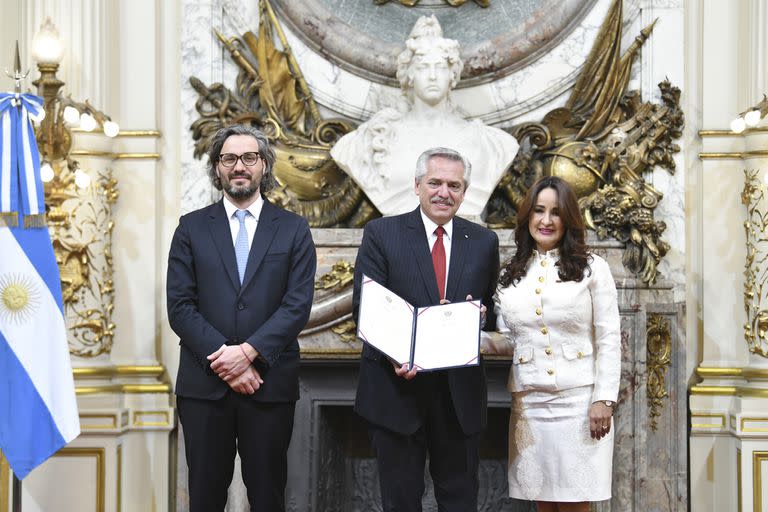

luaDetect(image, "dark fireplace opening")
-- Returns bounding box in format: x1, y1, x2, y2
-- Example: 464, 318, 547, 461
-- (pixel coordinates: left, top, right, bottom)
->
314, 404, 534, 512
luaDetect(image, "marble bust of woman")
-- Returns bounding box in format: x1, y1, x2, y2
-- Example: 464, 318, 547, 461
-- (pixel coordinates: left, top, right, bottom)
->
331, 15, 519, 218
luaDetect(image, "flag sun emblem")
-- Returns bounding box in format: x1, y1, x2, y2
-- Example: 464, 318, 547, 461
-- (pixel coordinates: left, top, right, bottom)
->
0, 274, 40, 324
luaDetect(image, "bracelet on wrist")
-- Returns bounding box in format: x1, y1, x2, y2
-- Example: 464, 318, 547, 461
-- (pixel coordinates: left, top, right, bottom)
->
239, 343, 254, 364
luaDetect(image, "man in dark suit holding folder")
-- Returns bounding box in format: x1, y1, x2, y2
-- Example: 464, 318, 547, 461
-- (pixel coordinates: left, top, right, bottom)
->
352, 147, 500, 512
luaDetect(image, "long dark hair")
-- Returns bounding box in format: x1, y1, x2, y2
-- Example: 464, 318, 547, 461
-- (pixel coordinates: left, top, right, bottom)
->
498, 176, 590, 287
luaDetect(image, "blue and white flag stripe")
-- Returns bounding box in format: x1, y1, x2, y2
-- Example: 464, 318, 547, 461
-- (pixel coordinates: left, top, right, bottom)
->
19, 102, 43, 214
0, 90, 79, 480
1, 110, 14, 214
0, 93, 45, 217
0, 226, 80, 479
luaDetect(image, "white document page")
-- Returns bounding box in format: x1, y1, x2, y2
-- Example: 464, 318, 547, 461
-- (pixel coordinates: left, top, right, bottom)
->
357, 276, 415, 365
412, 300, 481, 371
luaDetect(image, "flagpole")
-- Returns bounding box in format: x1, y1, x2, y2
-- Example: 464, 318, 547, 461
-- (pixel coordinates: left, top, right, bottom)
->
11, 472, 21, 512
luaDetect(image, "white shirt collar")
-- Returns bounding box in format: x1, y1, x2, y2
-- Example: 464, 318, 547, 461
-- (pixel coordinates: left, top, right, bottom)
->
419, 209, 453, 241
222, 194, 264, 221
533, 248, 560, 262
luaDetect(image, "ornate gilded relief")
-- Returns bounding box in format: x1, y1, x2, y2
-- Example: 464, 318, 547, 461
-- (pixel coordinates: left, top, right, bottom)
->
28, 37, 120, 358
190, 0, 379, 228
315, 261, 354, 292
190, 0, 681, 346
488, 0, 683, 284
646, 313, 671, 431
45, 162, 117, 357
742, 170, 768, 358
312, 261, 356, 343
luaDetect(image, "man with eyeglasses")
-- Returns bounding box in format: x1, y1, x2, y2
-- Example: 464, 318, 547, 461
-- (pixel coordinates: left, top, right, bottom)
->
167, 124, 316, 511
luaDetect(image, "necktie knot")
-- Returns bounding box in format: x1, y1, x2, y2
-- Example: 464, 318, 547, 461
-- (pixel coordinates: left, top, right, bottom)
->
434, 226, 445, 238
235, 209, 248, 223
234, 210, 250, 284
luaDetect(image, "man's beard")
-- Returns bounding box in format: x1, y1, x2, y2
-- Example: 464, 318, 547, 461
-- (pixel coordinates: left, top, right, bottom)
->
223, 174, 261, 200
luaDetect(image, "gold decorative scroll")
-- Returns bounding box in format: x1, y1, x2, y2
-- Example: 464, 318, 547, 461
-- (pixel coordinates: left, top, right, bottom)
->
315, 261, 354, 291
312, 261, 356, 342
489, 0, 683, 285
742, 169, 768, 358
45, 164, 118, 357
647, 313, 671, 431
331, 320, 357, 343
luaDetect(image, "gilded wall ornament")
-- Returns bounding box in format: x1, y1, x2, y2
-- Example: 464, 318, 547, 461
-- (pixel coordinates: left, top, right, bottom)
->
45, 163, 118, 357
647, 313, 671, 431
331, 320, 358, 344
742, 169, 768, 358
487, 0, 683, 284
312, 261, 356, 342
315, 261, 355, 292
189, 0, 681, 351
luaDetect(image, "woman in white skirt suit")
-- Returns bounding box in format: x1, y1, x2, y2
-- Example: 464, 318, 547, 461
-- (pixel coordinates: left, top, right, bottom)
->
495, 176, 621, 512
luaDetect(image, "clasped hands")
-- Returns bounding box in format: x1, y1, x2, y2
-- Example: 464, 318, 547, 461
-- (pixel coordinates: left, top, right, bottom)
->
207, 343, 263, 395
392, 294, 487, 381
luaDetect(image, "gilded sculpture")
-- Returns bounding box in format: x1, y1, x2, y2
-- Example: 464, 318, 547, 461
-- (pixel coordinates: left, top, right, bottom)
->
647, 313, 672, 431
742, 170, 768, 358
190, 0, 681, 286
190, 0, 378, 228
44, 161, 117, 357
189, 0, 683, 344
28, 37, 119, 357
487, 0, 683, 285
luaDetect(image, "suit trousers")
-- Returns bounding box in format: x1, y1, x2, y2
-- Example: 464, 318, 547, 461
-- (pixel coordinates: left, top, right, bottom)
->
177, 392, 295, 512
368, 372, 480, 512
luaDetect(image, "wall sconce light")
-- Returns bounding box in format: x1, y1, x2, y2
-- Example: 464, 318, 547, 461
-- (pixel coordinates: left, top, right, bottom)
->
731, 94, 768, 133
30, 17, 119, 193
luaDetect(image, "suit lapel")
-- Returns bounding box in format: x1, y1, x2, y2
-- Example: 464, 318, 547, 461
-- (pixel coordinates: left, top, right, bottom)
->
406, 208, 440, 304
240, 199, 278, 295
446, 218, 467, 301
208, 201, 240, 291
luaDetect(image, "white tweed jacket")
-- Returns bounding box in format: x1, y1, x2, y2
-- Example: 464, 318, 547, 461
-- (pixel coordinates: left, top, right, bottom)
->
495, 251, 621, 403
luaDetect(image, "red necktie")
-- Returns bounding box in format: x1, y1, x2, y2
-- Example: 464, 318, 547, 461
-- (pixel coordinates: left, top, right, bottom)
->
432, 226, 446, 300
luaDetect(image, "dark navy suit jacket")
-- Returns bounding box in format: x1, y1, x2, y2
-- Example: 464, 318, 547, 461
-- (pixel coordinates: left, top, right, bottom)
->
167, 198, 316, 402
352, 207, 499, 436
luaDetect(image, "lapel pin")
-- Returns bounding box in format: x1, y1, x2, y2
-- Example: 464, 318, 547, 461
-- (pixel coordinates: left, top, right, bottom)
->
464, 234, 468, 239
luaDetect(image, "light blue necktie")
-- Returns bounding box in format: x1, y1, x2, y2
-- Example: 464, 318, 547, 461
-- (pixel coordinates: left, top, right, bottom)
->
234, 209, 250, 284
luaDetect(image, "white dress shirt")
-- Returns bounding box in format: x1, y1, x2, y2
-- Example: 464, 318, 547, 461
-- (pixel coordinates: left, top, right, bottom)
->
495, 250, 621, 403
420, 209, 453, 293
222, 195, 264, 250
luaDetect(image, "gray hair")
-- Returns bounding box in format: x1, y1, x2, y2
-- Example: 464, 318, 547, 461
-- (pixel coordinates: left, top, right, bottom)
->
207, 124, 278, 194
414, 147, 472, 187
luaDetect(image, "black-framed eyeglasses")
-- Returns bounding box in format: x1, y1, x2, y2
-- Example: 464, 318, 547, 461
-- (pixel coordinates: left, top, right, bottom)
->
219, 152, 263, 168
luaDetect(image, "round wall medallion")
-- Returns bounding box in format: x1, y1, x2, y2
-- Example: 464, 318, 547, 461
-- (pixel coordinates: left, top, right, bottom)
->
272, 0, 598, 87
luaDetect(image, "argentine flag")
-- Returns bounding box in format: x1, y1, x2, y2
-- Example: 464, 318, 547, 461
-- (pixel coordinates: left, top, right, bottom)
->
0, 92, 80, 479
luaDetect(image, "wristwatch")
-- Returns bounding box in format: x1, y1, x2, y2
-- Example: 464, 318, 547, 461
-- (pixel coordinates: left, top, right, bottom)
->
600, 400, 615, 408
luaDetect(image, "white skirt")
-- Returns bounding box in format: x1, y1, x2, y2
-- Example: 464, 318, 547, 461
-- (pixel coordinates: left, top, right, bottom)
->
507, 385, 614, 502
